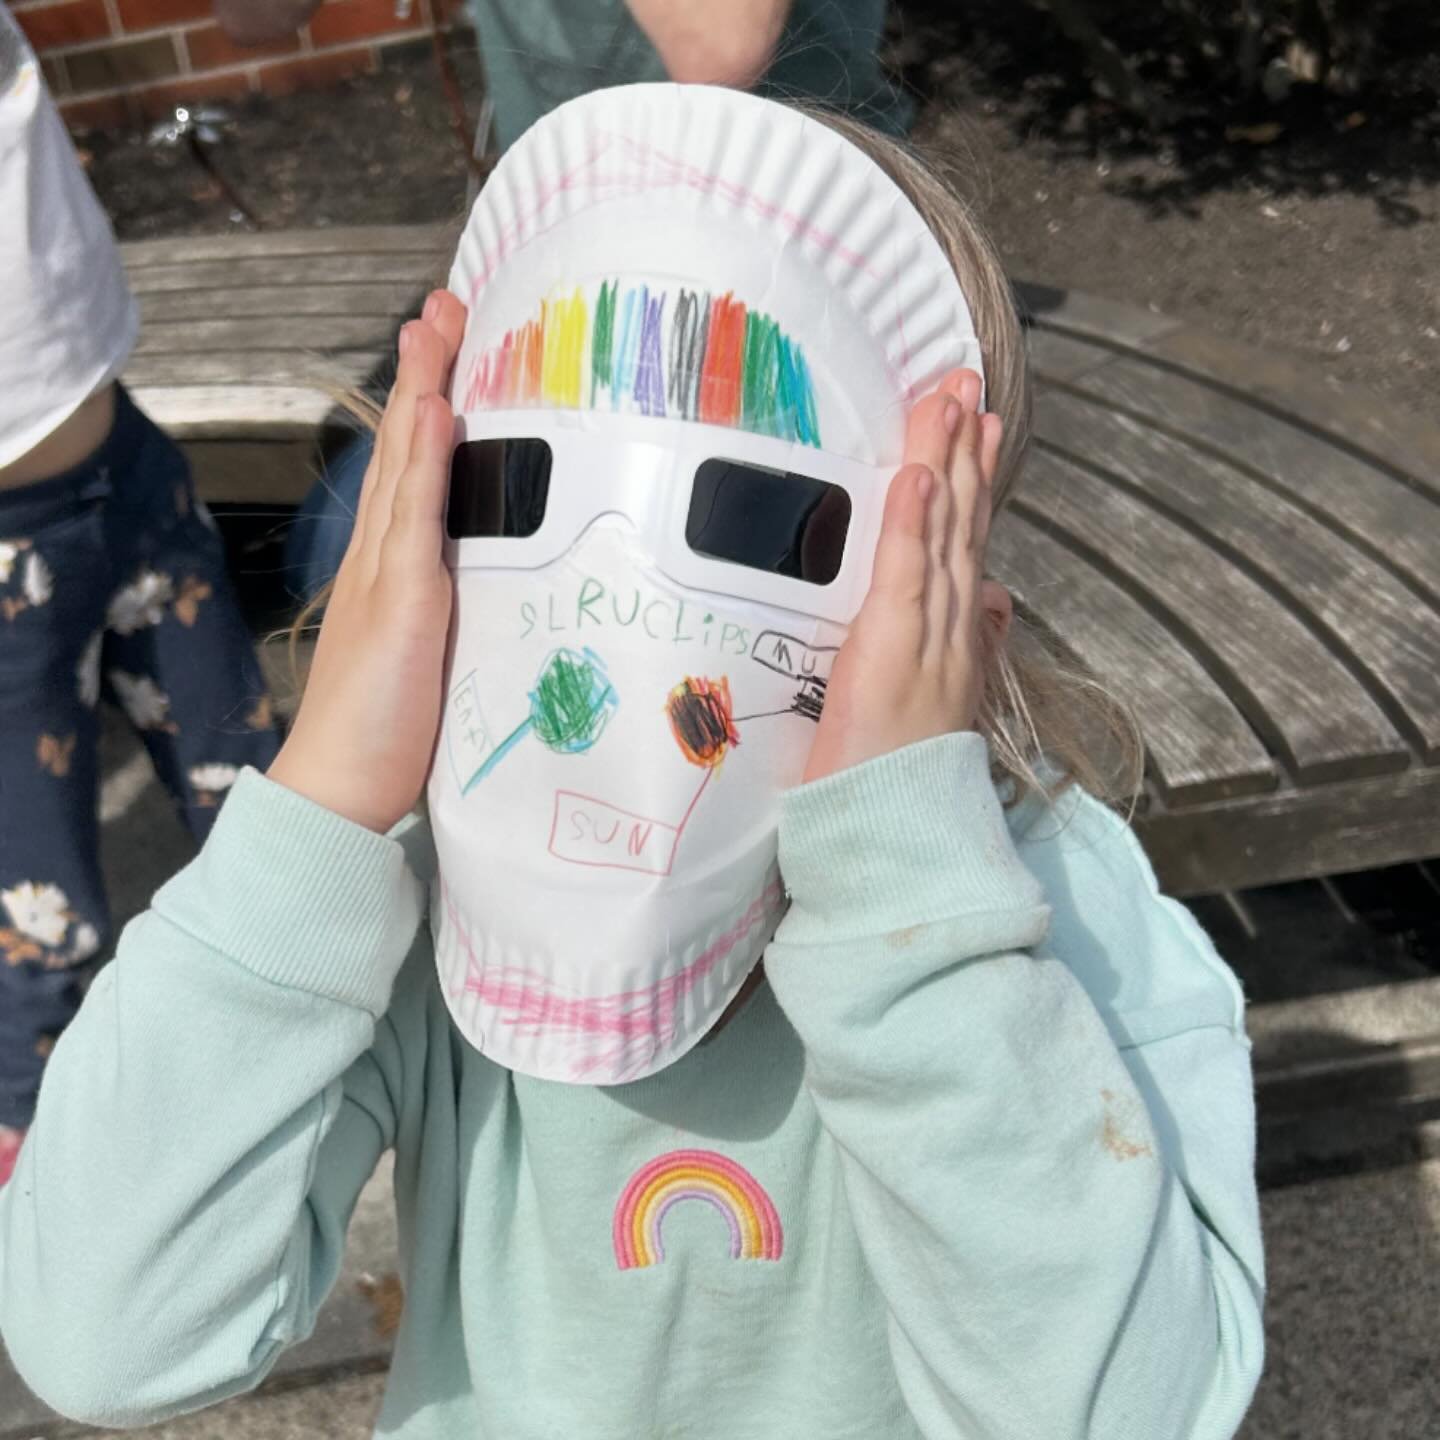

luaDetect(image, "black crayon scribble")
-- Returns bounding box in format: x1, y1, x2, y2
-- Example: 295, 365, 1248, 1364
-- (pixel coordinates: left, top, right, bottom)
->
666, 676, 740, 768
790, 677, 827, 722
734, 675, 828, 727
668, 289, 710, 421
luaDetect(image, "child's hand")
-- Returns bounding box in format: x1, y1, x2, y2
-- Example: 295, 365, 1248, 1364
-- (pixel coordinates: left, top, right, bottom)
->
803, 370, 1011, 785
268, 291, 467, 833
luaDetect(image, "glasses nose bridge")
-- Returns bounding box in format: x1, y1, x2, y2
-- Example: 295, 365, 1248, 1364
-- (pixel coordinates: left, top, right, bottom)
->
565, 440, 687, 548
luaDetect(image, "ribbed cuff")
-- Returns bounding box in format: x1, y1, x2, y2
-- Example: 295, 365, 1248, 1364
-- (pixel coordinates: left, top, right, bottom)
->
778, 733, 1047, 944
151, 767, 425, 1017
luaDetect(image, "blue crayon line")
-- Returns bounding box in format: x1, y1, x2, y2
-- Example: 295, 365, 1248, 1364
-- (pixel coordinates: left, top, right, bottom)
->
461, 715, 533, 794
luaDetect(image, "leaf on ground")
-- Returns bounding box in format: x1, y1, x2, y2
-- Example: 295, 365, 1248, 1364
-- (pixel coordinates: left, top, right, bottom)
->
1225, 121, 1285, 145
357, 1271, 405, 1339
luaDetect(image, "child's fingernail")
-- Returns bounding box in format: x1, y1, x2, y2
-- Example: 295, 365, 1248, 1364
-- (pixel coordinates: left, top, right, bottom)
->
399, 324, 413, 356
423, 293, 440, 322
916, 466, 935, 502
943, 400, 961, 434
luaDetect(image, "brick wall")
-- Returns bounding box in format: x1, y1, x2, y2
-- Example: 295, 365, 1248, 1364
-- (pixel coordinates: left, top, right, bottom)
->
7, 0, 469, 131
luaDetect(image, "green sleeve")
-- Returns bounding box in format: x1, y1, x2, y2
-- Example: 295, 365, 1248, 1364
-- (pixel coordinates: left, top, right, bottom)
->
0, 770, 425, 1427
767, 732, 1264, 1440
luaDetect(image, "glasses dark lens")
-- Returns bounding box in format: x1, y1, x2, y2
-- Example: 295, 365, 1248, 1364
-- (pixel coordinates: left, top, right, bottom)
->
685, 459, 851, 585
446, 438, 553, 539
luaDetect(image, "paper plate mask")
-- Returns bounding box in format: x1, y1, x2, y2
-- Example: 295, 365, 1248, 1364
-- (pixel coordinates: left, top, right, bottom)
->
428, 82, 984, 1084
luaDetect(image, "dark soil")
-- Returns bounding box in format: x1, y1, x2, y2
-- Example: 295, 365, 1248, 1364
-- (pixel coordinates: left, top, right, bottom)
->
80, 38, 483, 236
78, 5, 1440, 415
896, 1, 1440, 418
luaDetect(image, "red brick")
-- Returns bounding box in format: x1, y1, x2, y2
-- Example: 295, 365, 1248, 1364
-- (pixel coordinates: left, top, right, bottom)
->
59, 92, 135, 131
41, 54, 70, 95
133, 69, 253, 119
183, 22, 300, 71
12, 0, 111, 50
254, 47, 376, 96
308, 0, 423, 48
113, 0, 211, 30
63, 33, 180, 93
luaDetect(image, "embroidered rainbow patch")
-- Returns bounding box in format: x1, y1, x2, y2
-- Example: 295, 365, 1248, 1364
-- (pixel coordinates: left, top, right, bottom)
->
613, 1148, 783, 1269
459, 281, 821, 446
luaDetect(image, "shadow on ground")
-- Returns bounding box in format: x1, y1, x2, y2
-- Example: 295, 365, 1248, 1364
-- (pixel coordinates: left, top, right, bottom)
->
886, 0, 1440, 224
1242, 1023, 1440, 1440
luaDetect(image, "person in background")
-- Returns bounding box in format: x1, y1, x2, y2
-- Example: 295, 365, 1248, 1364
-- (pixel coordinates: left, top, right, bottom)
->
217, 0, 909, 148
215, 0, 909, 597
0, 12, 281, 1186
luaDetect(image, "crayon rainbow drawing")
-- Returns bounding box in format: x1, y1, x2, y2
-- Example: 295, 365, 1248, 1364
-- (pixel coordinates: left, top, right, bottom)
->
613, 1149, 784, 1269
460, 281, 821, 446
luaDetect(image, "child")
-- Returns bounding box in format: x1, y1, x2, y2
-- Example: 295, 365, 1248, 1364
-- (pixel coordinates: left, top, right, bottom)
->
0, 86, 1264, 1438
0, 12, 279, 1187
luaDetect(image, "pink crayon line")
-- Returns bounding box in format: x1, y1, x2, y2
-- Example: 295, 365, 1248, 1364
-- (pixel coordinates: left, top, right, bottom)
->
607, 133, 879, 276
445, 876, 785, 1077
468, 133, 615, 295
543, 765, 713, 877
546, 790, 682, 876
676, 765, 713, 835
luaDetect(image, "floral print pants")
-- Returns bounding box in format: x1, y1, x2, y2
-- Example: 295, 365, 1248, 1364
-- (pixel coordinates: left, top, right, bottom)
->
0, 386, 280, 1128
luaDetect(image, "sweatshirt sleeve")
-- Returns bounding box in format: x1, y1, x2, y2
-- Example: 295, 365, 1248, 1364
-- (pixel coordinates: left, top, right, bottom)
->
765, 733, 1265, 1440
0, 768, 425, 1428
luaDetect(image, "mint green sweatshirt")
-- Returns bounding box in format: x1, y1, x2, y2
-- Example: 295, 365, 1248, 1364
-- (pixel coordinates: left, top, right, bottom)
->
0, 734, 1264, 1437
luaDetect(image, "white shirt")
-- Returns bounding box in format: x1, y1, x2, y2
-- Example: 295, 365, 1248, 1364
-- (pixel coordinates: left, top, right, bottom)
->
0, 10, 138, 468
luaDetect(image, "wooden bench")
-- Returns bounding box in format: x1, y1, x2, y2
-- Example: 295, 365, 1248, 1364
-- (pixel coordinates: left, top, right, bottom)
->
121, 224, 458, 502
119, 225, 1440, 899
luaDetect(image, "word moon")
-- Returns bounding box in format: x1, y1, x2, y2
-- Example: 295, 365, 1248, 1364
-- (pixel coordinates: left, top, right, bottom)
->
750, 629, 838, 683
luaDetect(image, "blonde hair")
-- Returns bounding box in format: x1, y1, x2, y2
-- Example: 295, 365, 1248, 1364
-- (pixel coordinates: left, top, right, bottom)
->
812, 106, 1144, 809
289, 106, 1144, 809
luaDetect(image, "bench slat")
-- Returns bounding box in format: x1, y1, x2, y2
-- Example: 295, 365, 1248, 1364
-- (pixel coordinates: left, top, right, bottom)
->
1027, 328, 1123, 383
1035, 389, 1440, 759
1068, 358, 1440, 607
120, 224, 455, 269
1137, 763, 1440, 895
138, 282, 426, 323
125, 252, 445, 294
133, 316, 403, 356
1018, 449, 1409, 782
1143, 324, 1440, 507
1014, 281, 1184, 349
1027, 298, 1440, 509
989, 514, 1276, 802
124, 349, 383, 390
